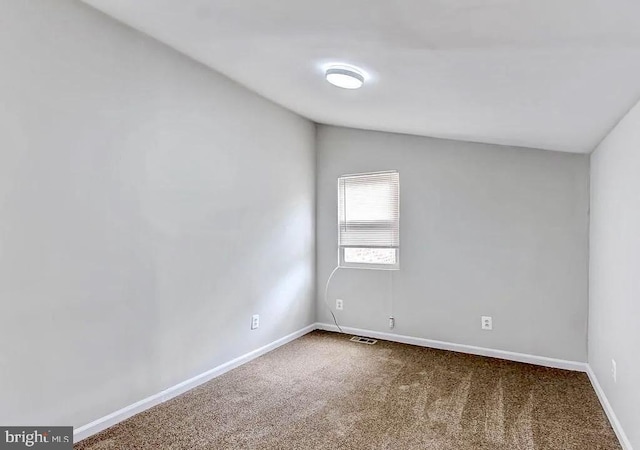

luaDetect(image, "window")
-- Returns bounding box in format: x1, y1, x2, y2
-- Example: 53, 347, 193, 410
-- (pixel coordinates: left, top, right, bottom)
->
338, 171, 399, 269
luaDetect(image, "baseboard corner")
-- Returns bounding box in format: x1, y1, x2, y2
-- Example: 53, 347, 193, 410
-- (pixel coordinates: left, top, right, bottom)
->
315, 323, 632, 449
73, 322, 316, 443
586, 365, 633, 450
314, 322, 588, 372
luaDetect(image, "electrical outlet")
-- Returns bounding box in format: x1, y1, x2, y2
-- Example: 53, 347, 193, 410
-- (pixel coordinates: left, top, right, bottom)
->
481, 316, 493, 330
612, 359, 617, 383
389, 317, 395, 329
336, 299, 343, 310
251, 314, 259, 330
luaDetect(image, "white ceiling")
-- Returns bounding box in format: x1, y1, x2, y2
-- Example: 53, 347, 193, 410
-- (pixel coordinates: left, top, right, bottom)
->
83, 0, 640, 153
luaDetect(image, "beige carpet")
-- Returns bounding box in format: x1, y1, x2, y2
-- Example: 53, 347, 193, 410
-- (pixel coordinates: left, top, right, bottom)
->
75, 330, 620, 449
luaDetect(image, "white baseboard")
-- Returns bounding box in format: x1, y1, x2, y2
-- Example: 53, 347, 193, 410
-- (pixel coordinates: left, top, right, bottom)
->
315, 323, 588, 372
316, 323, 635, 448
73, 323, 316, 443
75, 322, 631, 450
586, 365, 633, 450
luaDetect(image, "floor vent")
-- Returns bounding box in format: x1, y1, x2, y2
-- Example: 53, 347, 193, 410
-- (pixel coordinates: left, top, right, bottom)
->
350, 336, 377, 345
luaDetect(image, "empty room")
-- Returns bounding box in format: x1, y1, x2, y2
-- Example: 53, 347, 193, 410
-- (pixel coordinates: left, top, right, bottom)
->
1, 1, 639, 449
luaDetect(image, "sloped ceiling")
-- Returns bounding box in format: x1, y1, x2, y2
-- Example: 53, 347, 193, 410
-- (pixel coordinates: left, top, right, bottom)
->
84, 0, 640, 153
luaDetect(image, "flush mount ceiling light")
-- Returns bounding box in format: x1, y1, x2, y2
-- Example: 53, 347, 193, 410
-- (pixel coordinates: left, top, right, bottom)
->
325, 65, 365, 89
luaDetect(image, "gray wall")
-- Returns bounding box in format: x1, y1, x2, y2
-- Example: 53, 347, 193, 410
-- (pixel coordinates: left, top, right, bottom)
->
0, 1, 315, 428
316, 125, 590, 361
589, 100, 640, 448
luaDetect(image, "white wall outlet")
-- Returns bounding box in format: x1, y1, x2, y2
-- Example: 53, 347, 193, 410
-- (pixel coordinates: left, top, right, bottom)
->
336, 299, 343, 310
389, 317, 395, 329
481, 316, 493, 330
251, 314, 259, 330
612, 359, 617, 383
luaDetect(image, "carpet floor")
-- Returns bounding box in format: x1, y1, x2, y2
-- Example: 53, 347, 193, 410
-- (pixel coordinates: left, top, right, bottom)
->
75, 330, 620, 449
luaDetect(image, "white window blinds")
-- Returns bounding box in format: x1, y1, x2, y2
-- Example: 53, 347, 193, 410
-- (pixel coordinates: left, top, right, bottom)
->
338, 171, 399, 250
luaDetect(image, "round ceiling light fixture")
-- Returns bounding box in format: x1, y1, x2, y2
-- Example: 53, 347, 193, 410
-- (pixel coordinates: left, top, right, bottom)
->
325, 65, 365, 89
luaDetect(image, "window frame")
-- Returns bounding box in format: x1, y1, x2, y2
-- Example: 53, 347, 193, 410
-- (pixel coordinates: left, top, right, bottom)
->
337, 170, 400, 271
